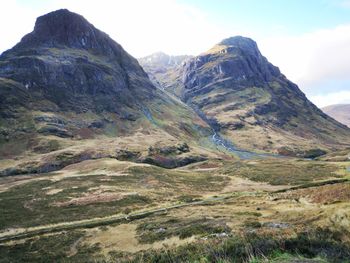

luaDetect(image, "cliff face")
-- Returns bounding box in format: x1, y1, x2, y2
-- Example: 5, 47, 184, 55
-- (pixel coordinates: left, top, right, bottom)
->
181, 36, 312, 128
138, 52, 192, 96
0, 9, 210, 158
0, 9, 156, 114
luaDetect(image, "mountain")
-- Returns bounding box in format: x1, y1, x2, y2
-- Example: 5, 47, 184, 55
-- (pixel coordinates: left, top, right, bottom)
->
0, 9, 211, 170
322, 104, 350, 127
139, 52, 192, 95
141, 36, 350, 156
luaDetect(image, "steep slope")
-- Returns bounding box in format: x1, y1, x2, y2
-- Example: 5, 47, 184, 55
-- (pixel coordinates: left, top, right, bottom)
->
139, 52, 192, 96
322, 104, 350, 127
0, 9, 211, 166
142, 36, 350, 156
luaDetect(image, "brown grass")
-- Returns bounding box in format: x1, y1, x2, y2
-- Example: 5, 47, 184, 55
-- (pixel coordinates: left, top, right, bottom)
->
278, 183, 350, 204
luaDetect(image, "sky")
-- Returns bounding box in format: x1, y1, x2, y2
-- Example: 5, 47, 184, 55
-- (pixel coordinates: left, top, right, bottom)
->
1, 0, 350, 107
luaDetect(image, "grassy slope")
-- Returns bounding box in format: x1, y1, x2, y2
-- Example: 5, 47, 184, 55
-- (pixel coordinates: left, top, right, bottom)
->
0, 157, 349, 262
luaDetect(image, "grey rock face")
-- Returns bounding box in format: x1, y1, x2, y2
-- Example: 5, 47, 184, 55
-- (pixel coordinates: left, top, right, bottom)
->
10, 9, 121, 55
180, 36, 336, 128
0, 9, 212, 152
138, 52, 192, 93
0, 9, 156, 114
182, 36, 282, 100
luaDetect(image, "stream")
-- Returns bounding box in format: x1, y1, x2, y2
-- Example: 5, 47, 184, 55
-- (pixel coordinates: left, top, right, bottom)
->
188, 102, 278, 159
142, 99, 278, 160
210, 131, 277, 159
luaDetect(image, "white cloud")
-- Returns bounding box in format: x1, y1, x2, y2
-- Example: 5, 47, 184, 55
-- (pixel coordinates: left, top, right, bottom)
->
0, 1, 36, 54
41, 0, 234, 57
310, 90, 350, 107
259, 24, 350, 92
339, 0, 350, 8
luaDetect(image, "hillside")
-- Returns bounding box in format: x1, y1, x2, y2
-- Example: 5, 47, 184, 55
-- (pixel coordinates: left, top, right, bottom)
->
1, 9, 350, 263
141, 36, 350, 156
322, 104, 350, 127
0, 9, 213, 174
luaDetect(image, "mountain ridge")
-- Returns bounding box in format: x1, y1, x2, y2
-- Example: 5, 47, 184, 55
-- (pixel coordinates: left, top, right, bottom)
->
322, 104, 350, 127
140, 36, 350, 156
138, 52, 192, 94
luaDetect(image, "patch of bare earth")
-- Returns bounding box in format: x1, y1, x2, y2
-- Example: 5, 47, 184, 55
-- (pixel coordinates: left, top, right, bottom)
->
46, 188, 63, 195
221, 176, 287, 193
67, 237, 84, 257
53, 191, 138, 207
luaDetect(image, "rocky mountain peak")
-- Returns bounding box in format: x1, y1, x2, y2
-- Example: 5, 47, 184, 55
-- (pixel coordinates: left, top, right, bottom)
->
10, 9, 117, 55
183, 36, 281, 93
218, 36, 260, 56
0, 9, 210, 148
140, 52, 193, 67
219, 36, 256, 48
0, 9, 156, 114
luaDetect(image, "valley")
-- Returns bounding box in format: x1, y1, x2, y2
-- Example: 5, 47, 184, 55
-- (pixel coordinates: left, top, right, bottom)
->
0, 156, 349, 262
0, 8, 350, 263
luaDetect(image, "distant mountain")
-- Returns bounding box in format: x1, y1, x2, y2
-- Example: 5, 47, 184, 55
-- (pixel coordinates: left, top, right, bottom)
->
141, 36, 350, 155
322, 104, 350, 127
139, 52, 192, 95
0, 9, 209, 159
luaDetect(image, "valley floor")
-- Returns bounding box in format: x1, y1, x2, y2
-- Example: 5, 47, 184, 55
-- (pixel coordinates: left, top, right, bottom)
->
0, 156, 349, 262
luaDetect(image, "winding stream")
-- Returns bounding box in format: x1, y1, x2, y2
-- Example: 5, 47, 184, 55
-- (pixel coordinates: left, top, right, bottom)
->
186, 100, 279, 160
210, 132, 277, 159
142, 98, 278, 160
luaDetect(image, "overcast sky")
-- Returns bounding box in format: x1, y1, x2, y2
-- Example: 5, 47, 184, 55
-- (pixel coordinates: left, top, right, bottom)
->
1, 0, 350, 107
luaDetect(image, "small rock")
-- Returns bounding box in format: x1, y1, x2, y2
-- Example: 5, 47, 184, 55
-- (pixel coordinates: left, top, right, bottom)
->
264, 222, 289, 229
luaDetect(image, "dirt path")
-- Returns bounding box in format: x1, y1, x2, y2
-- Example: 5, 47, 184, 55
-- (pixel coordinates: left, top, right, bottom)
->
67, 236, 84, 257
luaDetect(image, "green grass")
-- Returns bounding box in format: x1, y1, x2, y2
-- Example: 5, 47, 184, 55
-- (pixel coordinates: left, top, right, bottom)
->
0, 231, 99, 263
249, 251, 328, 263
0, 165, 228, 229
221, 159, 342, 185
235, 211, 262, 217
136, 217, 230, 243
0, 177, 152, 229
127, 166, 228, 191
1, 221, 349, 262
128, 228, 350, 263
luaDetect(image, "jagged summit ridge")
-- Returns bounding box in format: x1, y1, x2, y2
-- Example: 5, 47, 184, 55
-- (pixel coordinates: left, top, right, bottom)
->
216, 36, 266, 59
183, 35, 281, 96
219, 36, 258, 49
9, 9, 118, 55
0, 8, 155, 114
